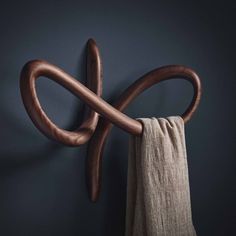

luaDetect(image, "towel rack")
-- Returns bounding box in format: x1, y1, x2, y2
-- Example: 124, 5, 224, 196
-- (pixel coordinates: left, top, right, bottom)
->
20, 38, 202, 202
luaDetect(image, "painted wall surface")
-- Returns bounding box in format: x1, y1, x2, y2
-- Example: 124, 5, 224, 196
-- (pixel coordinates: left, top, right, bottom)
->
0, 1, 235, 235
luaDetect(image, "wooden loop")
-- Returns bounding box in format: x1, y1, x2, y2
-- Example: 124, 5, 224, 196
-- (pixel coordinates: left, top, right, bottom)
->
87, 65, 202, 201
20, 39, 102, 146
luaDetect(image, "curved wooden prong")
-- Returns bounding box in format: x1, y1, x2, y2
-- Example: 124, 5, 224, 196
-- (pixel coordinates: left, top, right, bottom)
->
87, 65, 201, 201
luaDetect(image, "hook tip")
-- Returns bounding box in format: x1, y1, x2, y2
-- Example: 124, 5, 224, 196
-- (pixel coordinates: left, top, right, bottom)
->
87, 38, 97, 46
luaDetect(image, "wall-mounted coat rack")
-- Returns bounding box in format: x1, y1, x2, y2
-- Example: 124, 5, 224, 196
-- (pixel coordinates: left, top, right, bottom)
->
20, 39, 202, 202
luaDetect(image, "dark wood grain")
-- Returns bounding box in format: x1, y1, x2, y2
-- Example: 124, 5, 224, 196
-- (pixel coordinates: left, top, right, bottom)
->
20, 39, 102, 146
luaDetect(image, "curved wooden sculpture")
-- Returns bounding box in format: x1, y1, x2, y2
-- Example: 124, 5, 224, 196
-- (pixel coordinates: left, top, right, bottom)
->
20, 38, 202, 202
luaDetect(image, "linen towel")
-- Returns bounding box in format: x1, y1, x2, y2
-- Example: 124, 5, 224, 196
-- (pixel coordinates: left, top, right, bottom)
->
125, 116, 196, 236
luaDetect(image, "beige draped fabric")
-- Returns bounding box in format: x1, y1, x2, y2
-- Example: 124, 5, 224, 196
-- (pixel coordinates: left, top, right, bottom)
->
125, 116, 196, 236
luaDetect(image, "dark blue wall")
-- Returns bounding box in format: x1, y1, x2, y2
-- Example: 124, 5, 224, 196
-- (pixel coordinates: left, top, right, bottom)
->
0, 1, 235, 235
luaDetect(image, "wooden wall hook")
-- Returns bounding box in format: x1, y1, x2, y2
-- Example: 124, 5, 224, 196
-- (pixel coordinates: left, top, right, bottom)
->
20, 39, 202, 202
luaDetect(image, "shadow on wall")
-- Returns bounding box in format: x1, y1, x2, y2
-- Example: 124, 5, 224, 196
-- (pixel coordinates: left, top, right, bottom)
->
0, 44, 88, 170
0, 42, 132, 236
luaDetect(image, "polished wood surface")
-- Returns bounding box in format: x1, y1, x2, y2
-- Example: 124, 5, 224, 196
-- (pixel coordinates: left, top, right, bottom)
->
87, 65, 201, 201
20, 38, 202, 202
20, 39, 102, 146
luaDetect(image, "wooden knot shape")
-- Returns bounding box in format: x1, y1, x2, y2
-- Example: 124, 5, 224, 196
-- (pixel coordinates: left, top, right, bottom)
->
20, 39, 202, 202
